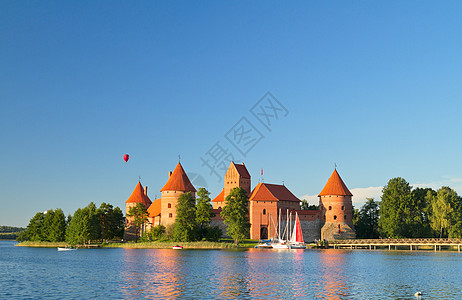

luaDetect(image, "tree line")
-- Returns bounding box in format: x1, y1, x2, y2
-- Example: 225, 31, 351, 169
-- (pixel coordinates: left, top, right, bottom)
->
0, 226, 25, 240
130, 187, 251, 245
354, 177, 462, 239
18, 202, 125, 245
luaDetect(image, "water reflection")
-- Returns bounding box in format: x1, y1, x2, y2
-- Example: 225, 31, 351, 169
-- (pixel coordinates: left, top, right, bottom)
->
121, 249, 184, 299
315, 250, 350, 299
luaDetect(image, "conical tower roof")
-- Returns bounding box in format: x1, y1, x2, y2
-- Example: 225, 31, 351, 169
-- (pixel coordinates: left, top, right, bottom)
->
125, 181, 152, 205
160, 163, 197, 192
318, 169, 353, 196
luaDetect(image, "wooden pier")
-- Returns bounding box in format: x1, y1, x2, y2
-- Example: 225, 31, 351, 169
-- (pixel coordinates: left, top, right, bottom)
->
329, 238, 462, 252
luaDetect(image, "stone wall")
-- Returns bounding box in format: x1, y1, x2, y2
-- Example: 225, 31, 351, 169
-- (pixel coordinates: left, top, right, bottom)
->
301, 219, 321, 242
321, 222, 356, 241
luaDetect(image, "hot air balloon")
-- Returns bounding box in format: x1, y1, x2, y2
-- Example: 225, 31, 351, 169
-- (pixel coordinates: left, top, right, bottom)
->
123, 154, 129, 163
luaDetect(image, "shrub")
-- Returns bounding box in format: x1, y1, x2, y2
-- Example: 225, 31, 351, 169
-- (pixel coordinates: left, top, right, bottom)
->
205, 226, 222, 242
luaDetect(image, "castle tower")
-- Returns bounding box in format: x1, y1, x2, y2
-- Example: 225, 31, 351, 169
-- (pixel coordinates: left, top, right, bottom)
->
212, 162, 251, 209
318, 169, 356, 240
124, 181, 152, 240
159, 162, 196, 226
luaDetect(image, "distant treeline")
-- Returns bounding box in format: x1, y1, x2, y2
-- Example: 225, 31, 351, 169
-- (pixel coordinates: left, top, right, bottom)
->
0, 226, 25, 240
18, 202, 124, 245
0, 226, 25, 233
354, 177, 462, 239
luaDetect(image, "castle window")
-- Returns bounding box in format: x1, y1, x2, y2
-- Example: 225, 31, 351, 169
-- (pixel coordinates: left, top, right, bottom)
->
169, 213, 173, 218
218, 207, 222, 209
329, 206, 332, 210
333, 215, 337, 220
263, 209, 266, 215
342, 206, 344, 210
344, 215, 347, 220
168, 203, 171, 208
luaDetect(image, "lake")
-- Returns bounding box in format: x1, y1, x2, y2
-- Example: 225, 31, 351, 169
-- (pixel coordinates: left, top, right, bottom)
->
1, 240, 461, 299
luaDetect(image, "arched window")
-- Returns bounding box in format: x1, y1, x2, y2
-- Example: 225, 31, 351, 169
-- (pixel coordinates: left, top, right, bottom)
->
218, 207, 222, 210
341, 206, 344, 210
169, 213, 173, 218
263, 209, 266, 215
333, 215, 337, 220
168, 203, 171, 208
344, 215, 347, 220
329, 206, 332, 210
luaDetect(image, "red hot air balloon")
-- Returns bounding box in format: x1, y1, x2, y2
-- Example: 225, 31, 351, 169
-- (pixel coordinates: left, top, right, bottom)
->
123, 154, 129, 163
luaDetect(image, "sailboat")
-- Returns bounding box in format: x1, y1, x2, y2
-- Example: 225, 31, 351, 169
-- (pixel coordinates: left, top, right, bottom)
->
288, 212, 306, 249
271, 209, 289, 249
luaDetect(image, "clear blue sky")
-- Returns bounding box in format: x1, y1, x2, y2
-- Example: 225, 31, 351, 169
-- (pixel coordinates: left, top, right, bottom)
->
2, 1, 462, 227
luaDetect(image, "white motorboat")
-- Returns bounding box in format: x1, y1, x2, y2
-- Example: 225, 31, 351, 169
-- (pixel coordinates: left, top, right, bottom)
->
57, 247, 76, 251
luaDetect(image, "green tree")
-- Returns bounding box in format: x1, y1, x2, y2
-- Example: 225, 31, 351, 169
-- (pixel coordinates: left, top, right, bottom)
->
301, 199, 318, 210
173, 192, 198, 242
196, 188, 213, 239
66, 208, 85, 245
111, 206, 125, 240
221, 187, 251, 245
379, 177, 413, 238
97, 202, 113, 242
205, 225, 222, 242
127, 203, 149, 242
66, 203, 100, 245
429, 187, 462, 238
354, 198, 380, 239
97, 203, 124, 241
150, 225, 166, 241
41, 209, 55, 241
411, 187, 435, 237
23, 212, 45, 241
48, 209, 66, 242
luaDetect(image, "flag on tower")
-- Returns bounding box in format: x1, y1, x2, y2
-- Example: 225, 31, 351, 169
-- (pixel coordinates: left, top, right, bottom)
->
261, 168, 263, 176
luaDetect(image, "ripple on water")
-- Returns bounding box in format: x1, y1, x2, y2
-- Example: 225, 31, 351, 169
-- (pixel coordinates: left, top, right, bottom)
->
2, 242, 462, 299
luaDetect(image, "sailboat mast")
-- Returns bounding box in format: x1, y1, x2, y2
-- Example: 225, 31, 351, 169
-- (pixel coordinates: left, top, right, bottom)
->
278, 208, 281, 240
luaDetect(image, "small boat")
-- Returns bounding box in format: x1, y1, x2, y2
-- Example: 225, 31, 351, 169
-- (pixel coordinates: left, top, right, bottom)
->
172, 245, 183, 250
272, 241, 289, 249
57, 247, 76, 251
288, 212, 306, 249
255, 239, 273, 248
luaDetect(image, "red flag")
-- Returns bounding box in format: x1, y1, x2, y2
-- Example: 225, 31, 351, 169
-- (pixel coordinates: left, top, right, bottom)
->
261, 169, 263, 176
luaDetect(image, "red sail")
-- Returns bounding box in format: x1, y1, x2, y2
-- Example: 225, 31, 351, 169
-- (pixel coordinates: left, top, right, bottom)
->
295, 214, 304, 243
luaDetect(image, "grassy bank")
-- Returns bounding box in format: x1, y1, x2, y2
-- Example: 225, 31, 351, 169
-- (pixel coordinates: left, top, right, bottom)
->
107, 241, 237, 249
108, 239, 259, 249
16, 241, 69, 248
15, 240, 259, 249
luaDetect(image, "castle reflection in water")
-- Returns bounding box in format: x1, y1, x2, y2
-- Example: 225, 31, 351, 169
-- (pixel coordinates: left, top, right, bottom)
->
119, 248, 352, 299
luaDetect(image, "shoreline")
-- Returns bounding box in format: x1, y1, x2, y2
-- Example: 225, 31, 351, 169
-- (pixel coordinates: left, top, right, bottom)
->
15, 240, 256, 249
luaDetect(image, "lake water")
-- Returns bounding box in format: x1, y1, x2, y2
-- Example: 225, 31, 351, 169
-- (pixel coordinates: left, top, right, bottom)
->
1, 240, 462, 299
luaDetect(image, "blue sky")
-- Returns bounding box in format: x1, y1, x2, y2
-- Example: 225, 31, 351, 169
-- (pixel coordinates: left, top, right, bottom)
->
2, 2, 462, 227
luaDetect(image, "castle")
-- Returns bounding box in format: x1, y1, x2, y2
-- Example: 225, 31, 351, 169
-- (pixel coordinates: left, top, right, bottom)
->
124, 161, 355, 241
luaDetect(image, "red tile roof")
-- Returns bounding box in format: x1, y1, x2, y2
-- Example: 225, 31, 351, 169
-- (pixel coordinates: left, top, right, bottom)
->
125, 182, 152, 205
212, 189, 224, 202
233, 162, 250, 179
318, 169, 353, 196
147, 198, 161, 217
160, 163, 197, 192
249, 183, 300, 202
